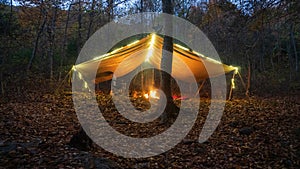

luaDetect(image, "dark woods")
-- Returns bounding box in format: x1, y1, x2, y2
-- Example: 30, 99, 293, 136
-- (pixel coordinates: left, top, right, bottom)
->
0, 0, 299, 95
1, 1, 300, 168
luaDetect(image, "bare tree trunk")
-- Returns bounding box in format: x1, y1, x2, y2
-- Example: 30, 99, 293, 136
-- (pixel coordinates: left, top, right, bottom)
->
246, 59, 251, 97
260, 13, 265, 72
0, 68, 4, 96
86, 0, 96, 40
27, 8, 47, 71
108, 0, 114, 21
59, 2, 73, 81
140, 0, 144, 12
77, 0, 83, 53
0, 0, 14, 95
290, 23, 298, 73
48, 5, 58, 79
160, 0, 178, 125
287, 43, 293, 81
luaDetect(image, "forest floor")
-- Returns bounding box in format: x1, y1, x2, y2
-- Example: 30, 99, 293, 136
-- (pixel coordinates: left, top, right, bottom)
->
0, 78, 300, 169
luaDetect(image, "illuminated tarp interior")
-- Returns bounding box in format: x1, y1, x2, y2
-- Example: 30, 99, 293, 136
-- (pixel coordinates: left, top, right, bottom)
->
74, 34, 238, 84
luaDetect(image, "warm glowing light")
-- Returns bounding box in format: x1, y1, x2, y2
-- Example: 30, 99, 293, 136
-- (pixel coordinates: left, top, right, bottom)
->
149, 34, 156, 46
132, 91, 138, 98
145, 34, 156, 62
143, 90, 159, 99
110, 47, 123, 54
150, 90, 159, 99
84, 81, 88, 89
128, 40, 139, 47
193, 51, 201, 56
206, 57, 223, 64
145, 49, 154, 62
78, 72, 82, 79
92, 56, 100, 60
175, 44, 189, 51
234, 67, 238, 74
231, 78, 235, 89
93, 53, 109, 60
193, 51, 223, 64
229, 65, 239, 74
144, 93, 149, 99
92, 40, 139, 61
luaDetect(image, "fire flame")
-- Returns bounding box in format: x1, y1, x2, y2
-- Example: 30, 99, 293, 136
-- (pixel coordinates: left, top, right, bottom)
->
144, 93, 149, 99
144, 90, 159, 99
150, 90, 159, 99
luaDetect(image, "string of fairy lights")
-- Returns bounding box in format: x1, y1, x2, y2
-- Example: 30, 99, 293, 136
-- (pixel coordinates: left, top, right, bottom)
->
72, 33, 239, 97
72, 65, 91, 92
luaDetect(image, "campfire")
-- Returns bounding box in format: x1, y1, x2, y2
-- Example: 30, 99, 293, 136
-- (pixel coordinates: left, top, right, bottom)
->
143, 89, 159, 99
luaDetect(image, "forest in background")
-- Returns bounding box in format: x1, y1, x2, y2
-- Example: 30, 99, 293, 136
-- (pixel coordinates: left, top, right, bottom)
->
0, 0, 299, 96
1, 1, 300, 168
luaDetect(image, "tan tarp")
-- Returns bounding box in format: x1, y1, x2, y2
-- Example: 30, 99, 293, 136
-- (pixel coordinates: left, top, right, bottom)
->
74, 34, 237, 83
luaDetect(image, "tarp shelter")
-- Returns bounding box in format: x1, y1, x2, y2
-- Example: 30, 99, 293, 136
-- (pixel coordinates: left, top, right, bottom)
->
73, 33, 238, 88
